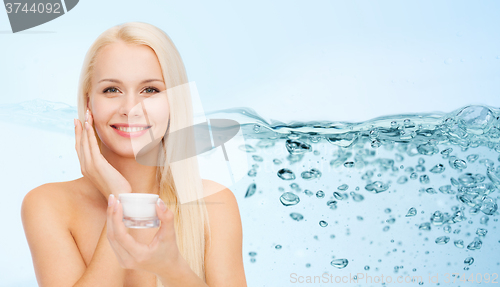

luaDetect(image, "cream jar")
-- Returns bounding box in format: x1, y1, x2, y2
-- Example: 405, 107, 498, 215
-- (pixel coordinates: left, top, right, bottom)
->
118, 193, 160, 228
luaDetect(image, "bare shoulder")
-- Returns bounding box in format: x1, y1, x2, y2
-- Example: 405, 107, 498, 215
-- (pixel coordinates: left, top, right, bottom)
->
201, 179, 247, 286
21, 179, 87, 229
201, 179, 241, 219
21, 179, 90, 286
22, 181, 71, 221
202, 179, 237, 203
200, 179, 241, 236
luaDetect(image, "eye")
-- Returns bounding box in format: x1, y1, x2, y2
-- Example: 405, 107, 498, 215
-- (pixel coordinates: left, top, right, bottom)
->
102, 86, 160, 95
103, 87, 119, 93
144, 86, 160, 94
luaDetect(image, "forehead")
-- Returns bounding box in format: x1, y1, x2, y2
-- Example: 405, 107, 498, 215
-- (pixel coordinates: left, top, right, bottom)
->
92, 41, 164, 83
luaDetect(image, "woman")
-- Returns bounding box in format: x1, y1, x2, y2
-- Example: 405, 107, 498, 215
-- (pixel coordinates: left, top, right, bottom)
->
21, 22, 247, 287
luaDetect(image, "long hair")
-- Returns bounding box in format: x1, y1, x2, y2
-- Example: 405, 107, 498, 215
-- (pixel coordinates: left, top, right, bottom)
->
76, 22, 211, 285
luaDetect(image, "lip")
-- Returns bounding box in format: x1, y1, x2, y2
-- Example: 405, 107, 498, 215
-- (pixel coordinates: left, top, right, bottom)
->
111, 123, 151, 128
111, 125, 151, 138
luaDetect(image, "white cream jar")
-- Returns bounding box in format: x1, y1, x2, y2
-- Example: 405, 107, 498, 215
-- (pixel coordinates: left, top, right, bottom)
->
118, 193, 160, 228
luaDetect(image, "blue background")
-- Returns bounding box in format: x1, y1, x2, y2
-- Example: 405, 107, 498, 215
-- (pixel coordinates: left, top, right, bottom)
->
1, 1, 499, 286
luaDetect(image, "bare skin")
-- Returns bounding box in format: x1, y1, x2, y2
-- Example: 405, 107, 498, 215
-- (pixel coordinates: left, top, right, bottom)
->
22, 41, 247, 286
23, 176, 245, 286
60, 177, 158, 285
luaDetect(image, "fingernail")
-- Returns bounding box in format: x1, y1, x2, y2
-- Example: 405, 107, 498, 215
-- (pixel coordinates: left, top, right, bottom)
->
85, 122, 89, 130
157, 198, 167, 212
86, 109, 89, 122
108, 194, 114, 206
114, 199, 120, 212
73, 118, 77, 128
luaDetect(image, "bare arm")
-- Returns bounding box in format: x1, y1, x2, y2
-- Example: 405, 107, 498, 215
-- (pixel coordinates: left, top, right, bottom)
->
21, 184, 125, 287
203, 180, 248, 287
73, 221, 125, 287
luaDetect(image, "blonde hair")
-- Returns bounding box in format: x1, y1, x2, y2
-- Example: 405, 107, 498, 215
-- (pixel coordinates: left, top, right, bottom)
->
76, 22, 211, 286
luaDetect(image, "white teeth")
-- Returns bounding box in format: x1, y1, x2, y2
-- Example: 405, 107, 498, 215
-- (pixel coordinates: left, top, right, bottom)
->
115, 126, 149, 132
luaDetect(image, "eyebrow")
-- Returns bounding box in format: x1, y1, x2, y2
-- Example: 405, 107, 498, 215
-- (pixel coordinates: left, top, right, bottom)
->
98, 79, 164, 84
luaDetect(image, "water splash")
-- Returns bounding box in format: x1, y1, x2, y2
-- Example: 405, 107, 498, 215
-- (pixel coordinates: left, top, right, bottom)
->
0, 98, 77, 135
211, 104, 500, 280
4, 100, 499, 282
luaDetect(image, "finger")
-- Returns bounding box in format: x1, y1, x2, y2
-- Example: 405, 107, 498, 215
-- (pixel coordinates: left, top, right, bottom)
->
75, 118, 88, 174
112, 199, 147, 259
86, 111, 105, 163
149, 200, 176, 248
106, 195, 121, 245
74, 118, 83, 163
82, 116, 93, 172
106, 194, 118, 238
107, 196, 136, 266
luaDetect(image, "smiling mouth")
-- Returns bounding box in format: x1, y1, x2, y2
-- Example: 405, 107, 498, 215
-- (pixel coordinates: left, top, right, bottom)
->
111, 125, 152, 132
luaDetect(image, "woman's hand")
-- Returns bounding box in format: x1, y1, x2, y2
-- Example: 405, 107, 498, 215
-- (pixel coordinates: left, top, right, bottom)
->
74, 109, 132, 198
106, 194, 182, 276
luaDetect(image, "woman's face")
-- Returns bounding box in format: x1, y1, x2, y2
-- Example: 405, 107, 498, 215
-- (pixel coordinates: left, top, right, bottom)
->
88, 41, 170, 159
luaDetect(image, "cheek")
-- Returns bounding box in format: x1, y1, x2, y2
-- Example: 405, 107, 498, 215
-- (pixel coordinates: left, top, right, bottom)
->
90, 99, 104, 119
90, 103, 113, 131
92, 110, 109, 128
149, 99, 170, 125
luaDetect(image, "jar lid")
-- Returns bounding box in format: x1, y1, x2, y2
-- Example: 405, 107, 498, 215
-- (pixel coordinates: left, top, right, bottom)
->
118, 193, 159, 203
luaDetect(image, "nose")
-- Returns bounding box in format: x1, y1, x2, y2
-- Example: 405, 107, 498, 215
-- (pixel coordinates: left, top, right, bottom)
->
118, 95, 146, 118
